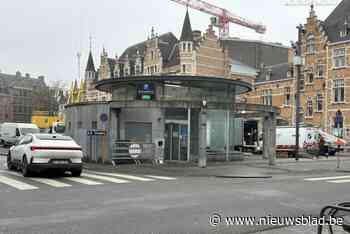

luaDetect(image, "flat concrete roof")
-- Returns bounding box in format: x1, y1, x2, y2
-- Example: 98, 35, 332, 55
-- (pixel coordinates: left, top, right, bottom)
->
95, 75, 252, 95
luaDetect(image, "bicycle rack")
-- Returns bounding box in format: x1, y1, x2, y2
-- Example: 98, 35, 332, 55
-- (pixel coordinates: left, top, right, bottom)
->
318, 202, 350, 234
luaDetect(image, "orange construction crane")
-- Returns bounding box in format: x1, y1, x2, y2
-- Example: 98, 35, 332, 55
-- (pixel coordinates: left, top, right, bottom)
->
170, 0, 266, 38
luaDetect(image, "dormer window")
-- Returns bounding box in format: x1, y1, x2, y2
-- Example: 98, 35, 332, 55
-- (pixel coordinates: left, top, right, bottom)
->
340, 30, 347, 38
266, 69, 272, 81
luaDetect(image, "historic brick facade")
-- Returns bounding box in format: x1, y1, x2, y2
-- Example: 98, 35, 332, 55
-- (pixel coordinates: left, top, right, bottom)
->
244, 1, 350, 140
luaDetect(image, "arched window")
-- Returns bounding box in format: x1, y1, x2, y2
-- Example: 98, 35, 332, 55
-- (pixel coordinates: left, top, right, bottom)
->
182, 43, 186, 52
316, 91, 323, 112
306, 34, 315, 54
182, 64, 186, 73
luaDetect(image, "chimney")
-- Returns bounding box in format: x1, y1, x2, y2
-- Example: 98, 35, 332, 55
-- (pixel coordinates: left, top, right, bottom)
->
16, 71, 21, 77
38, 75, 45, 83
192, 30, 202, 43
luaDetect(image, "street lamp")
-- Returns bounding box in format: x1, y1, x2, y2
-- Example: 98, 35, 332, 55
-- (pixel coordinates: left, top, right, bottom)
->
291, 24, 305, 161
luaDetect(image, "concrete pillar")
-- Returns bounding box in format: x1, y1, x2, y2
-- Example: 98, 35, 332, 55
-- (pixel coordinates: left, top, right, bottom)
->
263, 113, 277, 166
187, 107, 191, 162
268, 113, 277, 166
225, 109, 230, 161
263, 115, 270, 160
198, 109, 207, 168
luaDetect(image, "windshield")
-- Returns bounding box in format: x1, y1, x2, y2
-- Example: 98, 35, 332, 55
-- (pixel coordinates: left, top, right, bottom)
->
36, 134, 72, 141
20, 128, 39, 135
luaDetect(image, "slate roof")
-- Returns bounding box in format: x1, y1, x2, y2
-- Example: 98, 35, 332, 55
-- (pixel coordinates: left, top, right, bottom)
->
0, 72, 46, 90
180, 9, 193, 42
86, 51, 96, 72
255, 63, 291, 83
323, 0, 350, 43
120, 32, 179, 66
221, 39, 289, 70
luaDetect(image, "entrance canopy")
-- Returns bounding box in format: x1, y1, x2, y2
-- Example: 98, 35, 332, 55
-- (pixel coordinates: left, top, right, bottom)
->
95, 75, 252, 95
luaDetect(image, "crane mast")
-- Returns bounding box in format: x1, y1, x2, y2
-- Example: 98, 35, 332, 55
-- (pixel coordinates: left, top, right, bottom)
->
170, 0, 266, 38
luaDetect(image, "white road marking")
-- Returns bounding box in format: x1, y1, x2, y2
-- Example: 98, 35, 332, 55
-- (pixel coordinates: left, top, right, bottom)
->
146, 175, 177, 180
304, 175, 350, 181
64, 177, 103, 185
30, 178, 71, 188
327, 179, 350, 184
0, 175, 38, 190
82, 173, 129, 184
87, 171, 155, 182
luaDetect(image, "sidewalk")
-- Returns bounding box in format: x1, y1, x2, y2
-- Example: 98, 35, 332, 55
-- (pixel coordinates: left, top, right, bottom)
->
83, 154, 350, 178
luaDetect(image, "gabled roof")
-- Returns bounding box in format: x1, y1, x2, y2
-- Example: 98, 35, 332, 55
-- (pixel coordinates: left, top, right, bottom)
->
120, 32, 179, 66
0, 72, 46, 90
323, 0, 350, 43
86, 51, 96, 72
180, 9, 193, 41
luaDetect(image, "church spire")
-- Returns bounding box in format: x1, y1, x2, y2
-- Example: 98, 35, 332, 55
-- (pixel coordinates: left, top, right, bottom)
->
86, 51, 96, 72
180, 9, 193, 41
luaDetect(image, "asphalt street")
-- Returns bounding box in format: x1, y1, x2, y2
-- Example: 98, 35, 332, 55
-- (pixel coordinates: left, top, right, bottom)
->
0, 146, 350, 234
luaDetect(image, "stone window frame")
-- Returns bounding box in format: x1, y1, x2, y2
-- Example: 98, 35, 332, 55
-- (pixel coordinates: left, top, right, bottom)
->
283, 87, 291, 107
304, 65, 314, 84
316, 91, 323, 112
261, 89, 272, 106
306, 34, 316, 54
333, 79, 345, 103
315, 63, 325, 79
306, 96, 313, 117
332, 48, 347, 69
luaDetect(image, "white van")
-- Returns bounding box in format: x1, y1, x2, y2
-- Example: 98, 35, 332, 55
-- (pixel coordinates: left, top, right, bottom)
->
276, 126, 319, 156
1, 123, 39, 146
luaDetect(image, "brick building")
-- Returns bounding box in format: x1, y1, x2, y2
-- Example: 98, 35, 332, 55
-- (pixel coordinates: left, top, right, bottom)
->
68, 10, 288, 105
0, 71, 52, 123
245, 0, 350, 141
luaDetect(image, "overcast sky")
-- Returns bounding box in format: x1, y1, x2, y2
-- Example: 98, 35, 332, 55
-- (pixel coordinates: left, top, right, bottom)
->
0, 0, 341, 86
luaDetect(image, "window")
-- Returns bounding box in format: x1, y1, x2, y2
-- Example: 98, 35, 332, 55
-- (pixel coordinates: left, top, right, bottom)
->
77, 121, 82, 129
262, 90, 272, 106
334, 79, 345, 102
316, 64, 324, 78
91, 121, 97, 129
333, 48, 346, 68
182, 64, 186, 73
306, 34, 316, 54
187, 43, 191, 52
306, 97, 313, 117
284, 87, 291, 106
68, 122, 71, 130
135, 64, 141, 75
305, 66, 314, 83
151, 51, 154, 60
182, 43, 186, 52
124, 67, 129, 76
316, 91, 323, 112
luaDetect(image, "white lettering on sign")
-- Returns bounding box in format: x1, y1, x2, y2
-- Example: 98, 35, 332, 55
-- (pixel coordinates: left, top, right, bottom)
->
129, 144, 142, 158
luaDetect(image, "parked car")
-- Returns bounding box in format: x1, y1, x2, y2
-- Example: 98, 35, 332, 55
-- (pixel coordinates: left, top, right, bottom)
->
1, 123, 39, 146
7, 133, 83, 177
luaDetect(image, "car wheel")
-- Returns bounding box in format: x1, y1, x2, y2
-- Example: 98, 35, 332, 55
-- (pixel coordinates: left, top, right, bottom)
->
71, 169, 82, 177
21, 156, 31, 177
7, 153, 15, 171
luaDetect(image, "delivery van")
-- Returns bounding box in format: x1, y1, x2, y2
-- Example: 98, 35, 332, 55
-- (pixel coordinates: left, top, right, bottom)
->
1, 123, 39, 146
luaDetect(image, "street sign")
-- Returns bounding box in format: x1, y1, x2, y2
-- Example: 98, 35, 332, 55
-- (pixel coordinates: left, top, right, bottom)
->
100, 113, 108, 122
87, 130, 106, 136
129, 143, 142, 158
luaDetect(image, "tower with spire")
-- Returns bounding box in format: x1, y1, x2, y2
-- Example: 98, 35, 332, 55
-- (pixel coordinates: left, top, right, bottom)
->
85, 49, 98, 102
179, 9, 194, 74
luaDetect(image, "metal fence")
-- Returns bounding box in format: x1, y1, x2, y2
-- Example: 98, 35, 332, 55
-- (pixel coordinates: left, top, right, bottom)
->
112, 140, 156, 165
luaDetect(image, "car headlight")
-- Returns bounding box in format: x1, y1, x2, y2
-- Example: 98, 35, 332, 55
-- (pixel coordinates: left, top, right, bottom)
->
71, 158, 82, 163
